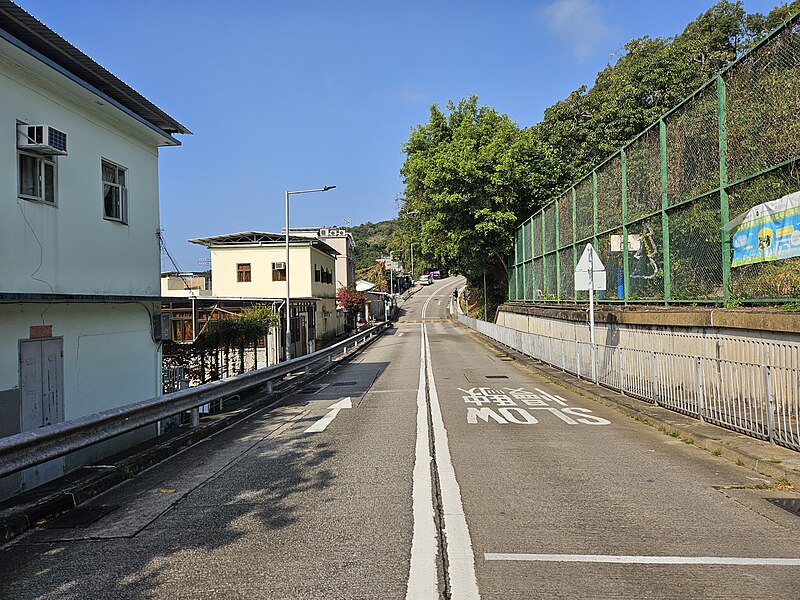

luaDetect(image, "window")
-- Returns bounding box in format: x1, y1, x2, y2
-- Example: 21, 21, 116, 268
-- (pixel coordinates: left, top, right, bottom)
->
18, 151, 57, 204
102, 160, 128, 223
272, 262, 286, 281
237, 263, 251, 282
315, 264, 321, 282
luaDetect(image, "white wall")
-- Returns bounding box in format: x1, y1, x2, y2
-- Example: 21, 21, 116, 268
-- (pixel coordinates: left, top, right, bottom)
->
0, 38, 166, 296
0, 303, 161, 419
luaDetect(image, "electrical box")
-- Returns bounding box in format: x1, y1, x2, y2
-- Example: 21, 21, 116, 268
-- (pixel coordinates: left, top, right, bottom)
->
152, 313, 172, 341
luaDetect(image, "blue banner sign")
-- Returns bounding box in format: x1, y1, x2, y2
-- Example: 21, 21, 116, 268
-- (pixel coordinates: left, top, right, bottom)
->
723, 191, 800, 268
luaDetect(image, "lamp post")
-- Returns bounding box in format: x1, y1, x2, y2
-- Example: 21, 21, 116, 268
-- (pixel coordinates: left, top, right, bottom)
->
410, 243, 415, 282
285, 185, 335, 361
389, 250, 397, 296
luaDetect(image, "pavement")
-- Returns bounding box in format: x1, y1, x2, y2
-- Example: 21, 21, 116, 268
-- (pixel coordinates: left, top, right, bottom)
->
462, 324, 800, 491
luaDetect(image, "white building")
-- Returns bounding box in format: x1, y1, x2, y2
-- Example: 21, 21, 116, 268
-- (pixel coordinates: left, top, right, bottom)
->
0, 2, 189, 496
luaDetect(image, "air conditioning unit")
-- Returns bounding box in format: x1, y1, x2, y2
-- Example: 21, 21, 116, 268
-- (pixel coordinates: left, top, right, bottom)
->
319, 228, 330, 236
17, 124, 68, 155
274, 262, 286, 270
152, 313, 172, 341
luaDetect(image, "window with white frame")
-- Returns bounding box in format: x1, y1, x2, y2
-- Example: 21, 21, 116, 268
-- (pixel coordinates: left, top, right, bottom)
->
102, 159, 128, 223
18, 151, 57, 204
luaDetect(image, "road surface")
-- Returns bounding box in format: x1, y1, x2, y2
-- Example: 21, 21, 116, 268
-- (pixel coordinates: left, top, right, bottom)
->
2, 276, 799, 599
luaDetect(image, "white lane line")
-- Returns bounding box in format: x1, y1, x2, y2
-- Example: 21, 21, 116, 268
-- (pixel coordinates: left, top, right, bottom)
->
484, 553, 800, 566
421, 290, 438, 319
304, 398, 352, 433
406, 324, 438, 599
425, 325, 480, 599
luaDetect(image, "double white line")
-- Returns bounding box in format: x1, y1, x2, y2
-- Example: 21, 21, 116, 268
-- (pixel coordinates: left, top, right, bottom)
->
406, 321, 480, 599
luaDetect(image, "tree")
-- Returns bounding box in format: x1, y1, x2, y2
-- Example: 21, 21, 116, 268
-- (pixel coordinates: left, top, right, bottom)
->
337, 285, 367, 328
532, 1, 778, 191
400, 95, 559, 314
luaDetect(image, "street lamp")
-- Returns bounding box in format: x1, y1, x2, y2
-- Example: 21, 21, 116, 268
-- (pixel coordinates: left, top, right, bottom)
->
389, 250, 397, 296
410, 243, 415, 282
285, 185, 336, 361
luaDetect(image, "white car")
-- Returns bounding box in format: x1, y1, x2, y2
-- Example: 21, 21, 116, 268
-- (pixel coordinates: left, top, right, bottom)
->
418, 275, 432, 286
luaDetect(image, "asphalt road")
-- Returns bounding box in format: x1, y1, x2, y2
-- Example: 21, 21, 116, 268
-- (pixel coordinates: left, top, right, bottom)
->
2, 276, 800, 599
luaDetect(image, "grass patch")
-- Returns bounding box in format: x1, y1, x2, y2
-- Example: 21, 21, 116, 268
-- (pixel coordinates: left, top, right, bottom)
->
712, 449, 722, 456
746, 483, 771, 490
772, 476, 795, 492
736, 459, 745, 466
682, 437, 695, 445
768, 458, 783, 464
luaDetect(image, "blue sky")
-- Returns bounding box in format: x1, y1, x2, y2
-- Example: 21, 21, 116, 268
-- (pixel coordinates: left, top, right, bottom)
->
18, 0, 782, 271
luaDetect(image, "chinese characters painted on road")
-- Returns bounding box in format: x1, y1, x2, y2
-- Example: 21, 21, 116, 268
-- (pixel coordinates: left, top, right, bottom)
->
459, 386, 610, 425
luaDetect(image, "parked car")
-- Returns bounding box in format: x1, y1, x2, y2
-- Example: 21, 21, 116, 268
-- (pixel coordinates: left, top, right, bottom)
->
418, 275, 432, 285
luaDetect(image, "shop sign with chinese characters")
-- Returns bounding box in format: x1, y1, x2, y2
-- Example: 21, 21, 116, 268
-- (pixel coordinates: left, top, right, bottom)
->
459, 386, 610, 425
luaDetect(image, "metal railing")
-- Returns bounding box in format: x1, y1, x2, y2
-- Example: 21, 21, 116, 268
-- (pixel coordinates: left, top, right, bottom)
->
162, 365, 185, 394
0, 323, 388, 479
458, 313, 800, 451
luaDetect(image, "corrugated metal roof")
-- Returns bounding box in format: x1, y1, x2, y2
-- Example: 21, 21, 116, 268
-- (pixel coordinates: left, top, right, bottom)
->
0, 1, 190, 135
188, 231, 340, 256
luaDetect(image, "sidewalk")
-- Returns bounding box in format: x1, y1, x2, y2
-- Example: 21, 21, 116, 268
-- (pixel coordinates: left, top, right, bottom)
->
462, 325, 800, 490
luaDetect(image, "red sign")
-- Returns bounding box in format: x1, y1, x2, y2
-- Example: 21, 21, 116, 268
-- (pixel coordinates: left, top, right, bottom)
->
29, 325, 53, 339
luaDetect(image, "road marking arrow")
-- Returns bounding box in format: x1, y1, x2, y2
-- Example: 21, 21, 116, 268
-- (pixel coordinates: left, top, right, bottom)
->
304, 397, 352, 433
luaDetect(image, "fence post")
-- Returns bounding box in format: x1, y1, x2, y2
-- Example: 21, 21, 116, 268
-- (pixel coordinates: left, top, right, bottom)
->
620, 150, 629, 303
717, 74, 732, 303
576, 339, 581, 379
695, 357, 705, 422
659, 119, 671, 303
555, 197, 561, 301
619, 349, 625, 394
651, 351, 659, 405
183, 378, 200, 428
763, 365, 775, 444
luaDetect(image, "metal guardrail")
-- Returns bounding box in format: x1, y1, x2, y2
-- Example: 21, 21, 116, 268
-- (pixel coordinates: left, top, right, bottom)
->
0, 323, 388, 479
457, 313, 800, 452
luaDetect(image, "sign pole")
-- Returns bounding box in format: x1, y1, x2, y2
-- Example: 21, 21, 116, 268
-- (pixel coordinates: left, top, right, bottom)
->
589, 249, 597, 383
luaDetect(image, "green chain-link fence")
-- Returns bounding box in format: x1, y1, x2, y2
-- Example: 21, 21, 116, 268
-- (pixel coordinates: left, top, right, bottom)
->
509, 12, 800, 305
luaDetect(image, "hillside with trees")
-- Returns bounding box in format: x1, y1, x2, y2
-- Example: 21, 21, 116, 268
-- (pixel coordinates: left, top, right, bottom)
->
349, 220, 396, 271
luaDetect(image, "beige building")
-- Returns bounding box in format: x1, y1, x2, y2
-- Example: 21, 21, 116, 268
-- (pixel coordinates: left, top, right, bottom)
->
160, 272, 212, 297
189, 232, 345, 357
289, 227, 356, 288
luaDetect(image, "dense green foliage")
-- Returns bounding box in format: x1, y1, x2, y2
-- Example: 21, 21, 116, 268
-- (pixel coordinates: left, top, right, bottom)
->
399, 0, 800, 313
399, 96, 559, 309
534, 0, 798, 191
349, 220, 396, 270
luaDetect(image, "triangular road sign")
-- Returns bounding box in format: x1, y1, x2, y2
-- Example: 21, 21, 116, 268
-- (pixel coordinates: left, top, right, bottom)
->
575, 243, 605, 272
